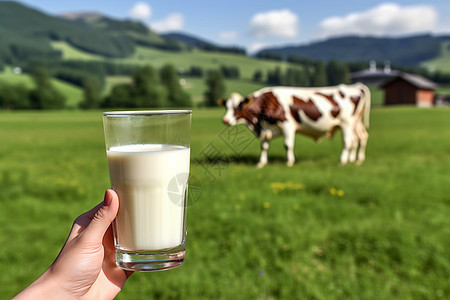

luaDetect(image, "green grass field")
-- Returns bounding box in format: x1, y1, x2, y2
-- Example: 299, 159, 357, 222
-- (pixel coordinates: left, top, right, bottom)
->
1, 107, 449, 299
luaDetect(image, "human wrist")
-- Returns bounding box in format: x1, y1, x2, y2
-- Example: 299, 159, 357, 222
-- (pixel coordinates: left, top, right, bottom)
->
14, 269, 75, 300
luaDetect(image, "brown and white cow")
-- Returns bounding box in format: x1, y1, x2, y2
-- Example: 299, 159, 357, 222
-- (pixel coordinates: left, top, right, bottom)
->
220, 83, 370, 167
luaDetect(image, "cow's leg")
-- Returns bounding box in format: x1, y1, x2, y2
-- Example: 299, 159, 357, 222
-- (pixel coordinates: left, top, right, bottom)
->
282, 124, 296, 167
355, 121, 369, 164
257, 140, 270, 168
348, 131, 358, 163
340, 123, 358, 164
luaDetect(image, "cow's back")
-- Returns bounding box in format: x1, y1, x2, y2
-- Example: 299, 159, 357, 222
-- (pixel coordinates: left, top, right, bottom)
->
252, 84, 369, 136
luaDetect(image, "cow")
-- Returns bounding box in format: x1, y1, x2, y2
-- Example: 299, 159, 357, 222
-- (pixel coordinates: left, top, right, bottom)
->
219, 83, 370, 168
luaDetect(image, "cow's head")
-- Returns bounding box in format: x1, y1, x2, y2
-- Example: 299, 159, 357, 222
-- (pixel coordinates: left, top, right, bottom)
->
219, 92, 252, 125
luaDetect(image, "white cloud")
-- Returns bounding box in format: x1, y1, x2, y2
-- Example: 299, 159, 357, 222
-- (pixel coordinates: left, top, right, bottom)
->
151, 13, 184, 32
219, 31, 238, 41
249, 9, 299, 38
316, 3, 437, 39
128, 2, 152, 20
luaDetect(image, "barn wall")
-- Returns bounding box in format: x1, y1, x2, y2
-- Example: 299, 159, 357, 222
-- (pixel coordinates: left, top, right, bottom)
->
384, 79, 417, 105
416, 90, 434, 107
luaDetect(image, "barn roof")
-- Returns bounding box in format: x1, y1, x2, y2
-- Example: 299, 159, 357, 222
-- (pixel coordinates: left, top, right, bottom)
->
350, 62, 400, 86
380, 72, 437, 90
351, 69, 401, 79
351, 61, 437, 90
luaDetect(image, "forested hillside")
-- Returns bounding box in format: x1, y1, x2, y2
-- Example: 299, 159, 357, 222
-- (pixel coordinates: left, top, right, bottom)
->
257, 35, 450, 67
0, 1, 184, 65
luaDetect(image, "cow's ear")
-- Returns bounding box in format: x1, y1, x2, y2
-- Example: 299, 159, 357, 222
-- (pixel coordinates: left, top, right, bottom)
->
217, 99, 225, 106
243, 97, 253, 105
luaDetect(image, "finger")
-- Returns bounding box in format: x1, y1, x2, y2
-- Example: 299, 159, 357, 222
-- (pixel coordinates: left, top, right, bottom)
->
68, 202, 104, 241
103, 224, 134, 279
80, 189, 119, 245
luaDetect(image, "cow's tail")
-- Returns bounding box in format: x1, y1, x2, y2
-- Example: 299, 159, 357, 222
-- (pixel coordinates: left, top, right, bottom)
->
359, 83, 371, 129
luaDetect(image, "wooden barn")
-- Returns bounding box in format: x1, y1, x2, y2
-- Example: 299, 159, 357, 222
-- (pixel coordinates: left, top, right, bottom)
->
380, 73, 437, 107
351, 61, 438, 107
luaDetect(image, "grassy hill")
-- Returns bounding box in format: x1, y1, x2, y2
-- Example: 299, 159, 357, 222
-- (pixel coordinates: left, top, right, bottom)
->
422, 41, 450, 72
116, 46, 291, 79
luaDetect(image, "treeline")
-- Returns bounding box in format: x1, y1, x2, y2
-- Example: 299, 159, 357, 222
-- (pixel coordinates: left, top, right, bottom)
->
0, 63, 230, 110
180, 65, 240, 79
24, 59, 139, 89
190, 45, 246, 55
256, 54, 450, 85
102, 65, 237, 108
0, 64, 194, 110
100, 64, 191, 109
101, 65, 232, 109
251, 59, 350, 87
0, 68, 65, 109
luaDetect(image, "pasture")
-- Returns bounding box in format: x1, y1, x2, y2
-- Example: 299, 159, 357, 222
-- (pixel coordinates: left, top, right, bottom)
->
1, 107, 450, 299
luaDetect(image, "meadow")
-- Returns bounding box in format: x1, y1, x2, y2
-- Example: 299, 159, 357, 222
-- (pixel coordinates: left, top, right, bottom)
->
1, 107, 450, 299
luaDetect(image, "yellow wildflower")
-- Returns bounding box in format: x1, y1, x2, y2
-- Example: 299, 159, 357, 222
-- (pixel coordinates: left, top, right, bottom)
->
270, 181, 305, 193
263, 202, 270, 209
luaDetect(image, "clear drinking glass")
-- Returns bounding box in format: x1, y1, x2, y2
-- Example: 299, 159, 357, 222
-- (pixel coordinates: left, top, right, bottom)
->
103, 110, 192, 272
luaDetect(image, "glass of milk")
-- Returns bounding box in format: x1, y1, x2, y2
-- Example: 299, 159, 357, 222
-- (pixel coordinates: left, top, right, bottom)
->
103, 110, 191, 272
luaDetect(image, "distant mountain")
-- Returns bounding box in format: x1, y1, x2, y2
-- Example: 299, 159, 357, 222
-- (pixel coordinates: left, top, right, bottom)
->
0, 1, 135, 60
1, 1, 450, 69
257, 35, 450, 66
162, 32, 246, 54
0, 1, 187, 65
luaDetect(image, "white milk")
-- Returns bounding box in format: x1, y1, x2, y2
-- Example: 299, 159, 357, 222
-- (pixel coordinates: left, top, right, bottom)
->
107, 144, 190, 251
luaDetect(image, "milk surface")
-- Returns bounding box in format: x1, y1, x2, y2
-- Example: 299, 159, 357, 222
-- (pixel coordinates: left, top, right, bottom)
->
107, 144, 190, 251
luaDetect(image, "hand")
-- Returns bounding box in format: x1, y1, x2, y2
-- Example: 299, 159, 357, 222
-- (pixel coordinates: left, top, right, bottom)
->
15, 190, 132, 300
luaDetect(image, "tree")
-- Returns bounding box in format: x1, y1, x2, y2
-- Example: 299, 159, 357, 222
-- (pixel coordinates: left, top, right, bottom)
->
160, 64, 192, 107
204, 69, 226, 107
132, 65, 165, 108
267, 67, 283, 85
101, 84, 134, 108
0, 83, 30, 109
79, 78, 102, 109
252, 70, 263, 82
312, 61, 327, 86
284, 67, 309, 87
29, 67, 65, 109
220, 65, 240, 79
188, 66, 203, 77
326, 60, 350, 85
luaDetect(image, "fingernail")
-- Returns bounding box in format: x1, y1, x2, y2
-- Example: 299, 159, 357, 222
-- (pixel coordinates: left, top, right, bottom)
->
103, 189, 112, 206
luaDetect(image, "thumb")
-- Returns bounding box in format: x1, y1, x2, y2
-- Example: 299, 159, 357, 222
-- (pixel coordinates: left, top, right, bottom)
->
81, 189, 119, 245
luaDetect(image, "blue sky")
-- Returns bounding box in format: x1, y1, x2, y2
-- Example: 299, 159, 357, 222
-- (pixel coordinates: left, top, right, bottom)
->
15, 0, 450, 53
